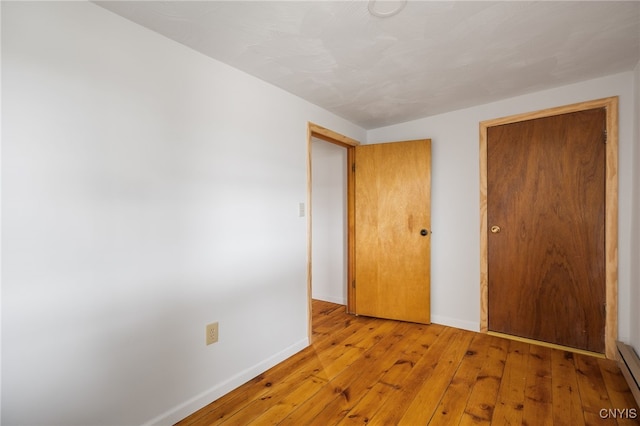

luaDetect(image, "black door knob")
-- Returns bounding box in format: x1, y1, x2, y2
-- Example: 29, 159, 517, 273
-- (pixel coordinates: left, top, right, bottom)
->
420, 229, 429, 236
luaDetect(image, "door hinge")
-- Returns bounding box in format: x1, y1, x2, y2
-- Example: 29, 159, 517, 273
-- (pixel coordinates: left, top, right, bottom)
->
352, 163, 356, 172
603, 129, 607, 143
352, 280, 356, 288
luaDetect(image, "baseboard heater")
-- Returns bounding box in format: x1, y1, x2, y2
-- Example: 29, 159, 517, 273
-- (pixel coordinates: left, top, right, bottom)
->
617, 341, 640, 406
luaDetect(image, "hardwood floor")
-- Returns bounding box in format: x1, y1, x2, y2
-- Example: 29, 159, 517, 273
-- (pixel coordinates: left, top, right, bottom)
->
177, 300, 639, 425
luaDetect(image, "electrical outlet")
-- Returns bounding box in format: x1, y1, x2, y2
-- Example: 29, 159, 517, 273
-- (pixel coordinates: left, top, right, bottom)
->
206, 322, 219, 345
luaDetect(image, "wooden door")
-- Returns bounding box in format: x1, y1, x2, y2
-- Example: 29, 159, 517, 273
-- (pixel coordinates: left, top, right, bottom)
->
487, 108, 606, 353
354, 139, 431, 324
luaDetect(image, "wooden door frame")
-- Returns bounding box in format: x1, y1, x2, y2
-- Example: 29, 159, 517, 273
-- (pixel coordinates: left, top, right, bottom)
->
479, 97, 619, 359
307, 123, 359, 341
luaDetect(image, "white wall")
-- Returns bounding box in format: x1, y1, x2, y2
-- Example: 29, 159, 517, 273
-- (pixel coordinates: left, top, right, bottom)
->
367, 72, 636, 340
1, 2, 365, 425
311, 139, 348, 304
631, 60, 640, 351
3, 2, 637, 424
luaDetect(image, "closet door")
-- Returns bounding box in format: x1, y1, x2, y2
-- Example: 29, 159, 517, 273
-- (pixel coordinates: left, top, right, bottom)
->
487, 108, 606, 353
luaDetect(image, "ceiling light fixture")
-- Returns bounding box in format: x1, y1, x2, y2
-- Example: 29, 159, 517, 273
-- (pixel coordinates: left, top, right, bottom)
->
368, 0, 407, 18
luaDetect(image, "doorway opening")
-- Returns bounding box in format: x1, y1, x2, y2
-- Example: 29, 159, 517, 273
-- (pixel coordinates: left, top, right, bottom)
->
307, 123, 359, 342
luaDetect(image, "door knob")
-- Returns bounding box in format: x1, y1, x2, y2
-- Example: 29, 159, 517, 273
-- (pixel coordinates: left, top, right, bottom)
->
420, 229, 429, 236
490, 225, 501, 234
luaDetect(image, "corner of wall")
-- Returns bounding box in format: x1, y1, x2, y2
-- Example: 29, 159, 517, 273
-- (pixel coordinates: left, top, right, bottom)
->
630, 59, 640, 350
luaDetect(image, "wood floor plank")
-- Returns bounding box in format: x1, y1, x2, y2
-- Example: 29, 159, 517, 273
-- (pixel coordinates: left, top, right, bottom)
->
177, 300, 639, 426
313, 314, 376, 352
276, 319, 407, 425
236, 317, 395, 425
313, 299, 343, 315
312, 317, 399, 380
397, 329, 475, 425
336, 322, 445, 425
217, 359, 327, 425
551, 350, 586, 426
458, 334, 509, 425
491, 339, 529, 425
239, 314, 374, 426
522, 344, 553, 426
597, 358, 640, 426
231, 372, 328, 425
575, 352, 613, 419
364, 326, 460, 426
175, 373, 265, 426
299, 321, 417, 425
429, 333, 500, 426
312, 302, 348, 334
184, 345, 324, 426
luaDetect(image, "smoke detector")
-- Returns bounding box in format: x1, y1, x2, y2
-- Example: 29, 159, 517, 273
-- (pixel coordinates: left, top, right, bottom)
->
368, 0, 407, 18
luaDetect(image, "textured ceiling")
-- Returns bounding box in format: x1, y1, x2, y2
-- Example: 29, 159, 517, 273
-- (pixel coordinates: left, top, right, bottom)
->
95, 1, 640, 129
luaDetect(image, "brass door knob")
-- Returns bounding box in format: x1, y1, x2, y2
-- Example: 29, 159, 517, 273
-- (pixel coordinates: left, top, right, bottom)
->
490, 225, 501, 234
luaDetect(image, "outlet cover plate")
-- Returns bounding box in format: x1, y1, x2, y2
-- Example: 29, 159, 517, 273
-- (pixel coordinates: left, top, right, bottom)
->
206, 322, 219, 345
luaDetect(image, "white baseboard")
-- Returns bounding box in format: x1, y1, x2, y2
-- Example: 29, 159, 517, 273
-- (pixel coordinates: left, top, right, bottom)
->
141, 338, 309, 426
312, 295, 346, 305
431, 314, 480, 332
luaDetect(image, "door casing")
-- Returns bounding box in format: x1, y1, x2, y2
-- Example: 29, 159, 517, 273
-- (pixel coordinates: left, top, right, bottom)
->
479, 97, 619, 359
307, 123, 359, 342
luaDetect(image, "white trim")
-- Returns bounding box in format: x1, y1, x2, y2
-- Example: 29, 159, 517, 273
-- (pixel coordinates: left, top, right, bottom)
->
431, 315, 479, 333
313, 295, 347, 305
141, 338, 309, 426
